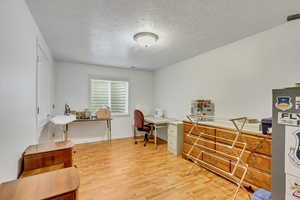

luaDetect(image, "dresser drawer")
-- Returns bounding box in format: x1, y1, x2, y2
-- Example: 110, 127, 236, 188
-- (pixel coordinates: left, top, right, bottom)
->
232, 163, 272, 191
184, 123, 215, 140
215, 143, 241, 160
245, 153, 272, 173
168, 124, 178, 134
168, 124, 179, 144
168, 138, 177, 149
216, 129, 272, 156
183, 143, 203, 159
168, 134, 177, 142
184, 135, 215, 152
184, 134, 196, 145
168, 145, 176, 155
239, 135, 271, 156
216, 143, 272, 173
168, 131, 177, 140
196, 126, 216, 141
183, 122, 193, 133
184, 132, 211, 145
202, 152, 231, 172
216, 129, 237, 145
247, 137, 272, 156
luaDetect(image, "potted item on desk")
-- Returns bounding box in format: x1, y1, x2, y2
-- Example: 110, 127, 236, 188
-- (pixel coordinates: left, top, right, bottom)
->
84, 109, 90, 119
154, 108, 164, 118
90, 113, 97, 120
75, 109, 91, 120
64, 104, 71, 115
96, 107, 111, 119
76, 111, 85, 119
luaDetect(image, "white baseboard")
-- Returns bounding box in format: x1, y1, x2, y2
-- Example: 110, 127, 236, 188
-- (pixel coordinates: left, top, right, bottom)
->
39, 134, 168, 145
71, 137, 105, 144
71, 135, 133, 145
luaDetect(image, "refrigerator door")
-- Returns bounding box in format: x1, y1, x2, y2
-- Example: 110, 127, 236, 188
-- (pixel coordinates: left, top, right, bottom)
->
273, 87, 300, 200
285, 126, 300, 176
286, 173, 300, 200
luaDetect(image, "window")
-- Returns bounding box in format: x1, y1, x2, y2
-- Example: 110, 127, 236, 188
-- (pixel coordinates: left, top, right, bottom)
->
89, 79, 129, 115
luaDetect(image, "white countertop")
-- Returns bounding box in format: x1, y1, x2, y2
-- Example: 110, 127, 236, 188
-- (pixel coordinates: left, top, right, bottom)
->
144, 116, 182, 125
50, 115, 76, 125
193, 119, 262, 133
144, 116, 261, 132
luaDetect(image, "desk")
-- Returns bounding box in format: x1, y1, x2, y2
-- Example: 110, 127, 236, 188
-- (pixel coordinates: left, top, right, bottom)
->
144, 116, 170, 148
72, 118, 112, 143
0, 167, 80, 200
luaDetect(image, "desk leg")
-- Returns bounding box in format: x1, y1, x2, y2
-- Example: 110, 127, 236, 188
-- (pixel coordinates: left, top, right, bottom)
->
108, 120, 112, 144
154, 125, 157, 149
64, 124, 69, 141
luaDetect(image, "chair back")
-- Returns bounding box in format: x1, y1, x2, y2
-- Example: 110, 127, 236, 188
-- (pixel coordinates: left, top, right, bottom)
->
134, 109, 144, 129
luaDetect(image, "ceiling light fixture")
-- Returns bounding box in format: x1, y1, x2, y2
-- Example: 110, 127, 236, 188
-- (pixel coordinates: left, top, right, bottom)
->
133, 32, 159, 47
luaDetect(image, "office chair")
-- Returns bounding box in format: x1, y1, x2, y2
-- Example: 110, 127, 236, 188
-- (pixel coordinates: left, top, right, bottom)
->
133, 109, 153, 146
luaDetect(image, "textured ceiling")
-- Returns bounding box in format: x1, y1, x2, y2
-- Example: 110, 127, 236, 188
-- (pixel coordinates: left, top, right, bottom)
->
27, 0, 300, 70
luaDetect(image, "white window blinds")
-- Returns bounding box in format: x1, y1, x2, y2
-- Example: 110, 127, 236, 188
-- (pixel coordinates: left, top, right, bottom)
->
89, 79, 129, 115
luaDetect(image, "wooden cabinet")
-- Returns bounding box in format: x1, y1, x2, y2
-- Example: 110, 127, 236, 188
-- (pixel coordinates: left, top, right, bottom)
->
21, 141, 74, 178
182, 121, 272, 191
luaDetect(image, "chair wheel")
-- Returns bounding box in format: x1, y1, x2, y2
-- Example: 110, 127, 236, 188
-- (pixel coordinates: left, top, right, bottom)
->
134, 141, 138, 144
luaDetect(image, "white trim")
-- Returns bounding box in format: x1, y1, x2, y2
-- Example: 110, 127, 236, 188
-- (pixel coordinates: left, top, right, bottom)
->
71, 137, 105, 144
70, 136, 132, 145
88, 74, 129, 82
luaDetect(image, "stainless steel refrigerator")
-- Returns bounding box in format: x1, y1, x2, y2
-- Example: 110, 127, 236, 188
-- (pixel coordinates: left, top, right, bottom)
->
273, 87, 300, 200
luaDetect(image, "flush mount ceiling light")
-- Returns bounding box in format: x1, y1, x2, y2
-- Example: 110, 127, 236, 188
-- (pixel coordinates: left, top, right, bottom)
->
133, 32, 159, 47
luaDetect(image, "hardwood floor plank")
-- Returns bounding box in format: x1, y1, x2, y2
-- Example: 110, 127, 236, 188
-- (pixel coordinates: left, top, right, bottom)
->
74, 138, 251, 200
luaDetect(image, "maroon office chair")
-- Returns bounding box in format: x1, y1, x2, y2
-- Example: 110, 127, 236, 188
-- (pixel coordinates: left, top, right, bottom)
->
134, 109, 153, 146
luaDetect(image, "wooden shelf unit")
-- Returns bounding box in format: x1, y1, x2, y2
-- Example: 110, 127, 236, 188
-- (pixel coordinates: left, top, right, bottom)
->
182, 120, 272, 191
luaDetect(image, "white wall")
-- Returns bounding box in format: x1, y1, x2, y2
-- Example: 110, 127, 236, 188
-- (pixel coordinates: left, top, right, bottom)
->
154, 20, 300, 121
0, 0, 53, 182
51, 62, 153, 144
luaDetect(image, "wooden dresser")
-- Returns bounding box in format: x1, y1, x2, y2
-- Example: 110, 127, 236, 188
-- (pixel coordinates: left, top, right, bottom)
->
21, 141, 74, 177
182, 121, 272, 191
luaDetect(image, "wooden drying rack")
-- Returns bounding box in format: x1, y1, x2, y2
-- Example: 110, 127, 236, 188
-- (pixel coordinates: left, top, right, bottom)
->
186, 115, 251, 200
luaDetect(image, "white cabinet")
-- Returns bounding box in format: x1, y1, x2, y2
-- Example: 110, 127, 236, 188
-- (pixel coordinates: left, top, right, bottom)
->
168, 122, 183, 156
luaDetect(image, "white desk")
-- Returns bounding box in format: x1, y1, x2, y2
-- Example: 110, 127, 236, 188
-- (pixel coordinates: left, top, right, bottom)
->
144, 116, 169, 148
144, 116, 180, 148
72, 118, 112, 143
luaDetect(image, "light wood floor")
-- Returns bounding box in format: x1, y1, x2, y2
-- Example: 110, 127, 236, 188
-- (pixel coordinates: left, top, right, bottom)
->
74, 138, 251, 200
